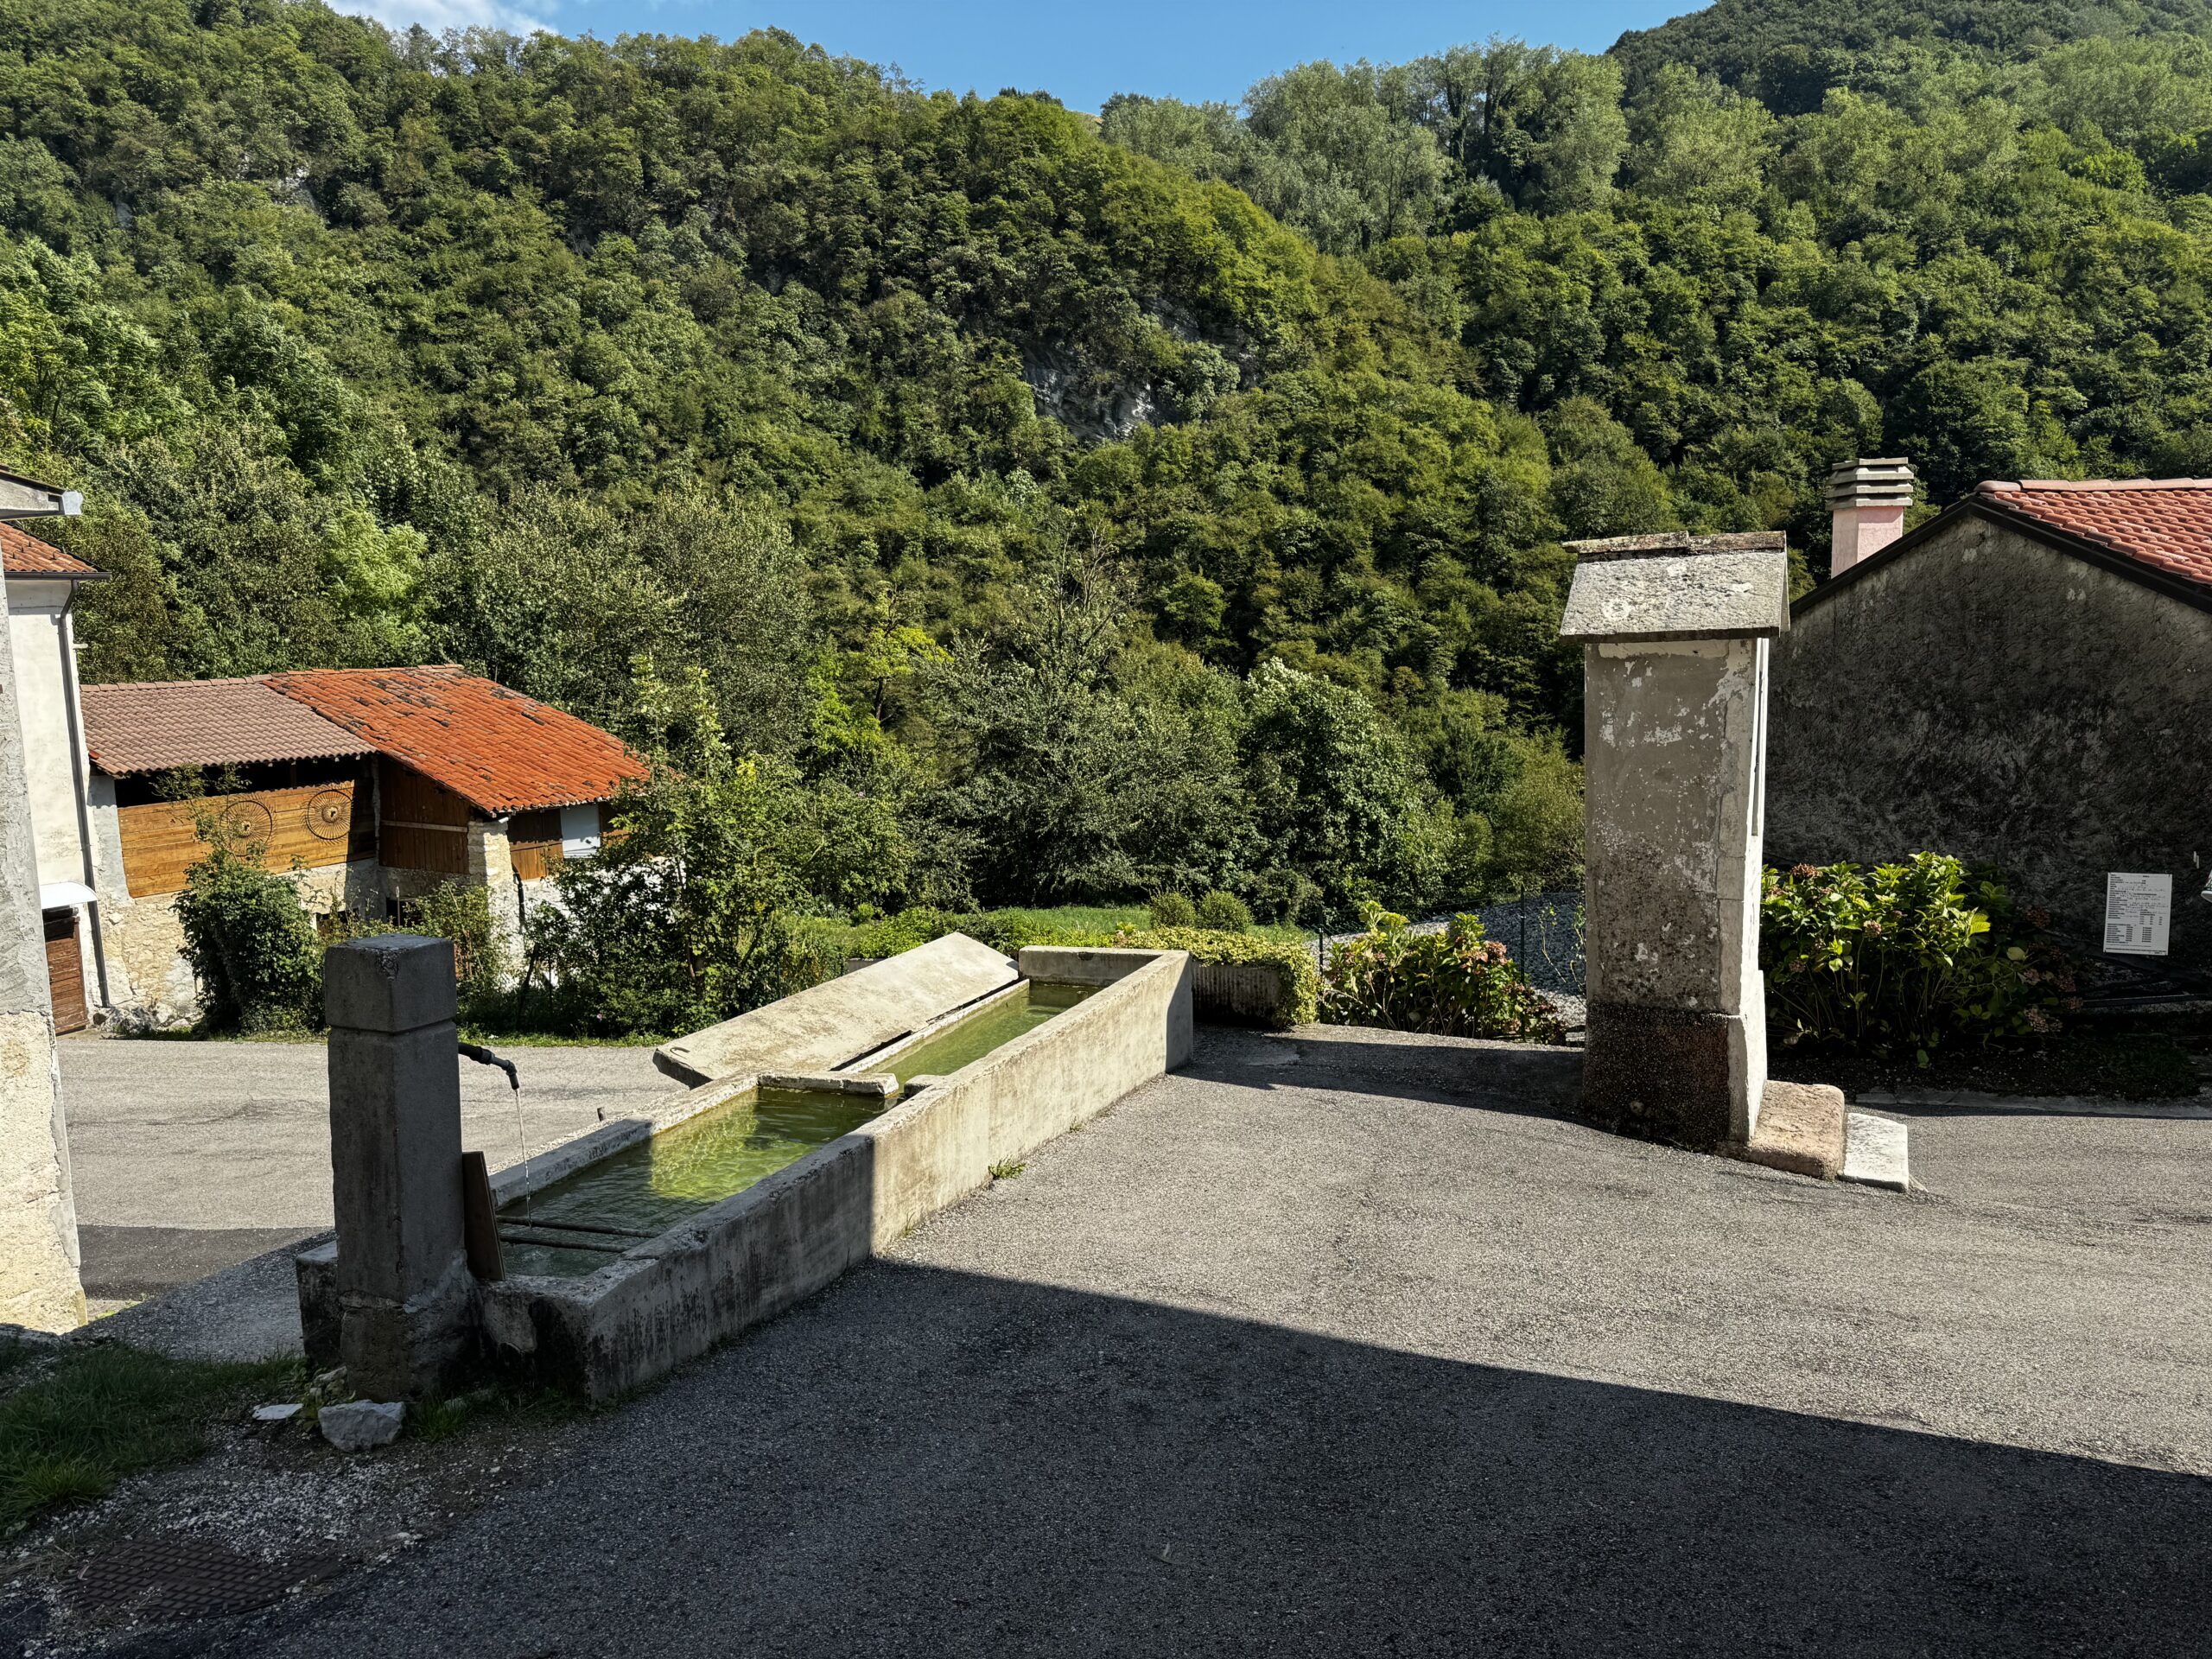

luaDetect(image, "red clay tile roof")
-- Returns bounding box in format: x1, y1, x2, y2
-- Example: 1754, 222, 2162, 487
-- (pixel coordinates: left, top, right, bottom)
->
81, 677, 376, 775
0, 522, 100, 580
266, 666, 645, 816
1974, 479, 2212, 589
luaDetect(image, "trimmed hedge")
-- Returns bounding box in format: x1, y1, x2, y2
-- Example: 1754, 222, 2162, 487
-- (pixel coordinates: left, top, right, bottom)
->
841, 906, 1320, 1029
1109, 926, 1319, 1028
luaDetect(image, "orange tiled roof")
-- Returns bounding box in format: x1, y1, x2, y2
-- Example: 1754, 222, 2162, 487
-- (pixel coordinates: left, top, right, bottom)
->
267, 666, 645, 816
0, 522, 99, 580
1975, 479, 2212, 590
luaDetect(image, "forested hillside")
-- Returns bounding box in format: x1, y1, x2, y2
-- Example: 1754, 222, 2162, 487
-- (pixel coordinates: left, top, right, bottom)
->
10, 0, 2212, 918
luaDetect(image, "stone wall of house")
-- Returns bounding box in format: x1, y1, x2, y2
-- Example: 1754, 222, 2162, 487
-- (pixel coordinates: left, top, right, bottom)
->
1769, 515, 2212, 976
100, 858, 384, 1029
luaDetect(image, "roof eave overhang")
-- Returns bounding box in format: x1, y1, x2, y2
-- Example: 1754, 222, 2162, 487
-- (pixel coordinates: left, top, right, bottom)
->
1567, 625, 1787, 645
1793, 498, 2212, 618
0, 471, 80, 522
475, 787, 624, 817
89, 746, 378, 777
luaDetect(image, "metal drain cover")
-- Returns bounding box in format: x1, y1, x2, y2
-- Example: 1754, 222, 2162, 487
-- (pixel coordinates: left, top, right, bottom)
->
73, 1533, 339, 1622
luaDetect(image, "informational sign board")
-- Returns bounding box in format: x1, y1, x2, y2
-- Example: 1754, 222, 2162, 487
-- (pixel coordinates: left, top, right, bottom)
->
2104, 872, 2172, 956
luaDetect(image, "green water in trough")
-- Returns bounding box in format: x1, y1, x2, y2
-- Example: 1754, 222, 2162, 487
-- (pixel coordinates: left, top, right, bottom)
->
498, 981, 1093, 1277
874, 979, 1092, 1086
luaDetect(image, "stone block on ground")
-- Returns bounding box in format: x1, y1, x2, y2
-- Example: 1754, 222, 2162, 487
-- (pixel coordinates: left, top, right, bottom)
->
319, 1400, 404, 1451
1842, 1110, 1911, 1191
1733, 1081, 1846, 1179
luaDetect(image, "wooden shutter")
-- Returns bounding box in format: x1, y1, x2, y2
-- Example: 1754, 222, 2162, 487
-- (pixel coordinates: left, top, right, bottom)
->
42, 909, 86, 1034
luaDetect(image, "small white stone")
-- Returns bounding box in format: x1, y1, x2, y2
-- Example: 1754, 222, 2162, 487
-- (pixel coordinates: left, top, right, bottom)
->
320, 1400, 406, 1451
251, 1402, 303, 1424
1842, 1111, 1911, 1192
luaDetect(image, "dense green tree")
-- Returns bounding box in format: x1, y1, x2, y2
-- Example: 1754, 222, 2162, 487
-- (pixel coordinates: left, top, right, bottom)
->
920, 540, 1254, 905
26, 0, 2212, 921
1402, 41, 1630, 215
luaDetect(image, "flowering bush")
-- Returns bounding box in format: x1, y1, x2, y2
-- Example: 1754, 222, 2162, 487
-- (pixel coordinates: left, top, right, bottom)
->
1761, 855, 2075, 1064
1319, 909, 1565, 1042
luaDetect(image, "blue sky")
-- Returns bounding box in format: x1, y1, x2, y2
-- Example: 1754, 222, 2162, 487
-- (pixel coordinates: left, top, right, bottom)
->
346, 2, 1689, 111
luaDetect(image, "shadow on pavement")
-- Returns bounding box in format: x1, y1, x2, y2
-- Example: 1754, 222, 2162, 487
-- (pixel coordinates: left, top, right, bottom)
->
1187, 1025, 1586, 1121
78, 1224, 317, 1299
226, 1258, 2212, 1658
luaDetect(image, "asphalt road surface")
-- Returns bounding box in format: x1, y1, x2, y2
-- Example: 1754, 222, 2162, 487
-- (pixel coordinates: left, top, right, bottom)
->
193, 1027, 2212, 1658
56, 1035, 680, 1298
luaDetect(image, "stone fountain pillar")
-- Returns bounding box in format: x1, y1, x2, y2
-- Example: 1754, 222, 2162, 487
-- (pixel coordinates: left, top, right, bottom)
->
324, 934, 474, 1398
1560, 532, 1790, 1149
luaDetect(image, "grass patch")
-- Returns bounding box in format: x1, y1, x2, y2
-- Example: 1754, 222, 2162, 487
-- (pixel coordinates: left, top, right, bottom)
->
847, 903, 1310, 962
980, 905, 1149, 938
408, 1382, 581, 1444
987, 1160, 1027, 1180
1, 1344, 300, 1535
1772, 1032, 2201, 1102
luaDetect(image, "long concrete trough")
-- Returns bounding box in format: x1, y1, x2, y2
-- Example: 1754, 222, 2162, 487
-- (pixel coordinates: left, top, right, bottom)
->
299, 936, 1192, 1402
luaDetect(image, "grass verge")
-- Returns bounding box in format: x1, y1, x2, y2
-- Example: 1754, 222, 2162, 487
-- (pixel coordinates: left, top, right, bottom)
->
0, 1342, 300, 1535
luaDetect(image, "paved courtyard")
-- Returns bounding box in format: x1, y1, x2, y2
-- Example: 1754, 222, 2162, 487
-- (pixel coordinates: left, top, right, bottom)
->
56, 1036, 681, 1298
178, 1026, 2212, 1657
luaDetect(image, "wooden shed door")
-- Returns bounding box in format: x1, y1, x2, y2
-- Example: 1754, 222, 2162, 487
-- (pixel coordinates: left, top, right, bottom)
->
42, 909, 86, 1034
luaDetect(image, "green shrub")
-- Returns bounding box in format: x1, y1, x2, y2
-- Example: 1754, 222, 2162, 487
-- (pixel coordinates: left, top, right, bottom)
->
534, 670, 908, 1037
775, 915, 852, 996
1318, 910, 1564, 1043
1149, 892, 1198, 928
846, 905, 1138, 960
1110, 926, 1320, 1028
1760, 855, 2073, 1063
844, 906, 957, 960
404, 880, 508, 1007
175, 827, 324, 1033
1195, 890, 1253, 933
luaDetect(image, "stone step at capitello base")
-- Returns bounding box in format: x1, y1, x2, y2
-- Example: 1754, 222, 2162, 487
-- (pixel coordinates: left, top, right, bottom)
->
1730, 1084, 1913, 1189
1732, 1081, 1847, 1179
1841, 1110, 1911, 1191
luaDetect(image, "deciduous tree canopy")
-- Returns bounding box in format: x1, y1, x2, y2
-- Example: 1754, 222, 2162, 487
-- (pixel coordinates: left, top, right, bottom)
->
10, 0, 2212, 914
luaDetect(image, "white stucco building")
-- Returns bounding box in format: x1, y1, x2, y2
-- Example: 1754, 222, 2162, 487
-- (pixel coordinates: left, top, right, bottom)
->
2, 521, 106, 1031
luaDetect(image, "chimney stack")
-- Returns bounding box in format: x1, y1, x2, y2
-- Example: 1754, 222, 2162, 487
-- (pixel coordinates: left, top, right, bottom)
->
1827, 457, 1914, 576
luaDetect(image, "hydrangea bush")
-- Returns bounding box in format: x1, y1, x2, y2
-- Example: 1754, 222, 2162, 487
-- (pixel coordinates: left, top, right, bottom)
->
1760, 854, 2075, 1065
1319, 909, 1565, 1043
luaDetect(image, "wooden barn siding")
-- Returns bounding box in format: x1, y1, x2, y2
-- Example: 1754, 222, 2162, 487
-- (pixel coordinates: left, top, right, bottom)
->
378, 758, 474, 874
508, 804, 619, 883
117, 781, 374, 898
